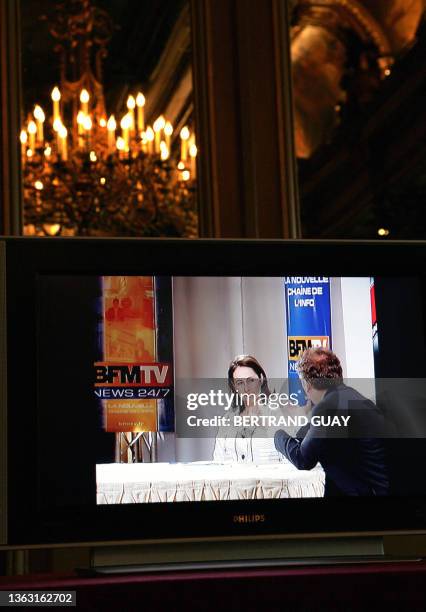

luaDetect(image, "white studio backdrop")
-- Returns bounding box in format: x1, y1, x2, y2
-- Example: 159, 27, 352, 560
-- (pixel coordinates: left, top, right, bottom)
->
167, 276, 375, 463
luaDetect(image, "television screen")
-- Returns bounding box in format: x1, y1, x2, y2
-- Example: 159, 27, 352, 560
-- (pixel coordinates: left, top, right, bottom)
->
3, 238, 426, 548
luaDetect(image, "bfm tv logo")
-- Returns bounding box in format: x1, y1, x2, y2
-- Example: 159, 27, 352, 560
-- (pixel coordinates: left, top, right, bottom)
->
94, 362, 172, 387
288, 336, 329, 361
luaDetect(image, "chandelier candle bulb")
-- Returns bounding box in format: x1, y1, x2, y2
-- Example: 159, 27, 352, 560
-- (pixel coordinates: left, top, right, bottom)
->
83, 115, 92, 150
107, 115, 117, 152
177, 160, 185, 183
33, 105, 45, 144
44, 223, 61, 236
53, 117, 62, 132
20, 130, 28, 160
189, 142, 197, 179
145, 126, 154, 154
120, 114, 132, 150
127, 95, 136, 133
52, 119, 62, 156
58, 125, 68, 160
164, 121, 173, 149
51, 86, 61, 121
27, 120, 37, 151
77, 111, 85, 149
153, 116, 166, 153
136, 92, 145, 131
34, 180, 43, 210
180, 126, 190, 161
80, 89, 90, 114
160, 140, 169, 161
116, 136, 125, 159
77, 111, 85, 132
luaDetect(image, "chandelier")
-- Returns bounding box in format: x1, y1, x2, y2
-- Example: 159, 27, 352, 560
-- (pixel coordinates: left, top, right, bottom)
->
20, 0, 198, 238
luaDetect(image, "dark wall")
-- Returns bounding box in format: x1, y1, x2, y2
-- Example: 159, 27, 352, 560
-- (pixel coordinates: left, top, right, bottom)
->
299, 23, 426, 240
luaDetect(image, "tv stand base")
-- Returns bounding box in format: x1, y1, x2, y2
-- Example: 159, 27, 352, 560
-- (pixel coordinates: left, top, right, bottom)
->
81, 535, 420, 575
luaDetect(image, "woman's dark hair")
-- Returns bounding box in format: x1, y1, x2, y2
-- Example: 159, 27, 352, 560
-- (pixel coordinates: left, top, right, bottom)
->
228, 354, 270, 413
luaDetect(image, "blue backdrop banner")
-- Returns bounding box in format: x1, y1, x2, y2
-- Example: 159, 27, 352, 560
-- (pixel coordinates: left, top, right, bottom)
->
284, 276, 332, 405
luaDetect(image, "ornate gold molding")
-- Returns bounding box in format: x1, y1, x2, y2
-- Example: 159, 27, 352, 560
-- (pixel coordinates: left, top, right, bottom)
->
291, 0, 424, 157
296, 0, 393, 72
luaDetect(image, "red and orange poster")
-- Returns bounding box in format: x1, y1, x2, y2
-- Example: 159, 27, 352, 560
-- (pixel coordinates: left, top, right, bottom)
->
96, 275, 173, 433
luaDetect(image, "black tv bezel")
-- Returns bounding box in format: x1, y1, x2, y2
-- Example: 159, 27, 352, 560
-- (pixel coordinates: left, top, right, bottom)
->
4, 236, 426, 548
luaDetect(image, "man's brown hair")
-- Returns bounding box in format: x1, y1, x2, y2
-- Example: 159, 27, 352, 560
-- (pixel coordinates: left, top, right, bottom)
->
296, 348, 343, 390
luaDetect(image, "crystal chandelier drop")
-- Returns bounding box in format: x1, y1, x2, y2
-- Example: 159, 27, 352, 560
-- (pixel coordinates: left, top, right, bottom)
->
20, 0, 198, 237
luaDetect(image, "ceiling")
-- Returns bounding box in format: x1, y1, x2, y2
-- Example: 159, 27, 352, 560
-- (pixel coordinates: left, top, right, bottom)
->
20, 0, 186, 115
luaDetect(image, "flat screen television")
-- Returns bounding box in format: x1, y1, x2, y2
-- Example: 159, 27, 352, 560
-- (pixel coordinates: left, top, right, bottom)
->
2, 237, 426, 568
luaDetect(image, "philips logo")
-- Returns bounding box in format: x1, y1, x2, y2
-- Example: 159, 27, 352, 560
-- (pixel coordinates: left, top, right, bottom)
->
233, 514, 265, 524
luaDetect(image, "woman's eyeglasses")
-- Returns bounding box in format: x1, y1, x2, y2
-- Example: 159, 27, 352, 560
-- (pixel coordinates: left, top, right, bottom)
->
233, 377, 260, 390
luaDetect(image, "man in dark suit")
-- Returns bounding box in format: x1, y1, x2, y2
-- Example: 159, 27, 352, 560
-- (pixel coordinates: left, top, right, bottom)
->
274, 348, 389, 496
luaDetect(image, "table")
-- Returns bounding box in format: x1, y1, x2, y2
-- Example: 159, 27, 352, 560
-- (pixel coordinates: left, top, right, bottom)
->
96, 461, 325, 503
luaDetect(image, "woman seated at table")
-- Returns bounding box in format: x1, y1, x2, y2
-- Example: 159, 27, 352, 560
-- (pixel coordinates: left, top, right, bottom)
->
213, 354, 290, 464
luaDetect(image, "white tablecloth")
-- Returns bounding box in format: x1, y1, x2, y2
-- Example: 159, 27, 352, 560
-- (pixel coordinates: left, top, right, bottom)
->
96, 462, 325, 503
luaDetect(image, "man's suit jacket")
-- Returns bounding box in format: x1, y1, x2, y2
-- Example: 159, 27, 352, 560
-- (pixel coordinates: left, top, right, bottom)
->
274, 384, 389, 496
